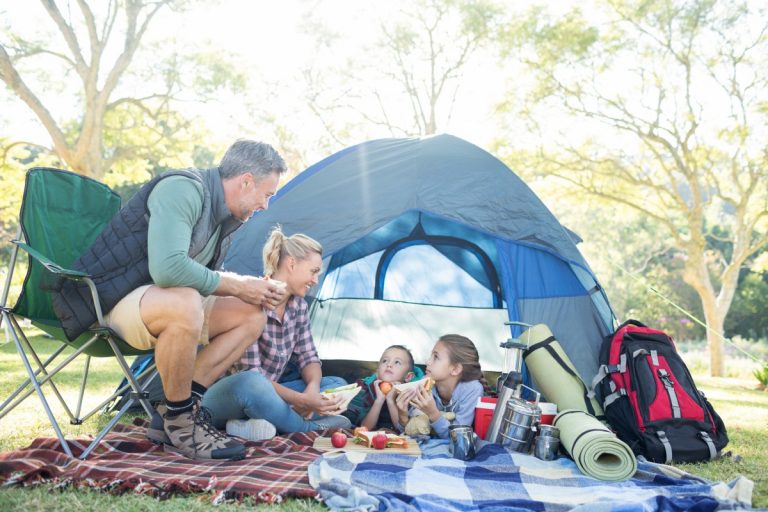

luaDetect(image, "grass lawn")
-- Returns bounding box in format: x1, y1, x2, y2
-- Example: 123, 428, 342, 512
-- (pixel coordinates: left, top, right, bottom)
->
0, 335, 765, 510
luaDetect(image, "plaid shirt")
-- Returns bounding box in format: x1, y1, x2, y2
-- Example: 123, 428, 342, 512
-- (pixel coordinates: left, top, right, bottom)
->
232, 295, 320, 381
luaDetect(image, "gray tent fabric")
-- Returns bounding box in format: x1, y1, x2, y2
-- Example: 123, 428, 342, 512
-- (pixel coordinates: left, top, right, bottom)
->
226, 135, 587, 275
224, 134, 616, 386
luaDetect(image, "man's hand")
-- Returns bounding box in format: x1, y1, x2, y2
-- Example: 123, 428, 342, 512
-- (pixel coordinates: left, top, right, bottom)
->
215, 273, 287, 309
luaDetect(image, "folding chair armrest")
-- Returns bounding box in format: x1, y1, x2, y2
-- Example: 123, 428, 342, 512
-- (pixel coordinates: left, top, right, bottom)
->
12, 240, 90, 280
12, 239, 110, 325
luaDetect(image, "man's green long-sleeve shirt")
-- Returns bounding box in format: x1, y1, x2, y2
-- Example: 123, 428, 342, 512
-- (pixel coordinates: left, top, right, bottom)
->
146, 176, 223, 295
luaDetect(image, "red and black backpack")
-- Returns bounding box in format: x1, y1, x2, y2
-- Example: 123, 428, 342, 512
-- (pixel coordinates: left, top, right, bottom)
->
592, 320, 728, 463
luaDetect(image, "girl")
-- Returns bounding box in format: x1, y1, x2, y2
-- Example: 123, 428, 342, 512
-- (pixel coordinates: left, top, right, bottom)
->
396, 334, 485, 439
202, 227, 351, 441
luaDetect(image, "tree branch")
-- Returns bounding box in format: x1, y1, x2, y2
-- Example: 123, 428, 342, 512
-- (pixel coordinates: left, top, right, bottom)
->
0, 44, 71, 162
39, 0, 88, 79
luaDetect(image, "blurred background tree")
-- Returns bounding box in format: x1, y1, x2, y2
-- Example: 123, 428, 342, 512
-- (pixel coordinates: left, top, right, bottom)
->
300, 0, 502, 144
0, 0, 244, 184
0, 0, 765, 375
494, 0, 768, 376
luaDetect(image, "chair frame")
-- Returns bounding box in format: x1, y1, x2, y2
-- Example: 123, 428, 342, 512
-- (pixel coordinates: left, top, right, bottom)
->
0, 174, 159, 460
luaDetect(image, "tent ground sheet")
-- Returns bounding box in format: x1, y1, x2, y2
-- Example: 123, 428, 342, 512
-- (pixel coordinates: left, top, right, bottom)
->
0, 419, 322, 504
309, 439, 755, 511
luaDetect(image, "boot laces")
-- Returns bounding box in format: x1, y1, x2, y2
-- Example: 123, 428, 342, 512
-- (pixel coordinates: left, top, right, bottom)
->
191, 404, 228, 442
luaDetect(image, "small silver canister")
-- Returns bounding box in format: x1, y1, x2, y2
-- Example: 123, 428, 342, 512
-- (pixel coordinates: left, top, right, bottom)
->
496, 397, 540, 453
537, 424, 560, 439
448, 425, 477, 461
534, 425, 560, 461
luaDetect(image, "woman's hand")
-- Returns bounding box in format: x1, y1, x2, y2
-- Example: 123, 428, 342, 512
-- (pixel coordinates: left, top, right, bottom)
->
296, 391, 346, 418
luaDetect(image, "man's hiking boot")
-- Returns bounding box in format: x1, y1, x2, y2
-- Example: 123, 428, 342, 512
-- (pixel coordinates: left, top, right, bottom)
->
146, 402, 170, 445
163, 403, 245, 460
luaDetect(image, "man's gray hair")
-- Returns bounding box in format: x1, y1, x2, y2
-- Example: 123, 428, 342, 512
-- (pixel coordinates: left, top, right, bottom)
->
219, 140, 287, 180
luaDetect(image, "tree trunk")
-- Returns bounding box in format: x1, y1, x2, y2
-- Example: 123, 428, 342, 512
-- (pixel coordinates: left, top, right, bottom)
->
700, 297, 726, 377
682, 251, 726, 377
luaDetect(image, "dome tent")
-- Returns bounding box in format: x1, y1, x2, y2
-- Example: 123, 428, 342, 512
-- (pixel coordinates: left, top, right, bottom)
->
224, 134, 616, 386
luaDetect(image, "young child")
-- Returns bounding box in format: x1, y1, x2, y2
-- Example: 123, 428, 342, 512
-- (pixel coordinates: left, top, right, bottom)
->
343, 345, 424, 430
396, 334, 485, 439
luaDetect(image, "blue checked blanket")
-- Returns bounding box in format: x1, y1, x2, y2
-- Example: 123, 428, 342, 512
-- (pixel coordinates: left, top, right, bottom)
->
308, 439, 755, 511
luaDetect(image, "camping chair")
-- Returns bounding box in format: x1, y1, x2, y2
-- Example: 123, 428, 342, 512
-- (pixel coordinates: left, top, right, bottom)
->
0, 167, 159, 459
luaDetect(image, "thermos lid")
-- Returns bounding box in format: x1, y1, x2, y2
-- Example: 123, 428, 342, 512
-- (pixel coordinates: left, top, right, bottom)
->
505, 397, 538, 414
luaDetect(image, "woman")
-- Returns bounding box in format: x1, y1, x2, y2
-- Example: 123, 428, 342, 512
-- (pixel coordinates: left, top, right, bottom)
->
202, 227, 351, 440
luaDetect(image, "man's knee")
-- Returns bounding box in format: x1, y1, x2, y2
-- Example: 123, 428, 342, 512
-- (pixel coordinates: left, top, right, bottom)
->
148, 287, 205, 339
243, 304, 267, 333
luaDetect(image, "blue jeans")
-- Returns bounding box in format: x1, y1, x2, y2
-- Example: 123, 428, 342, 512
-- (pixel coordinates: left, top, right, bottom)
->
202, 370, 347, 433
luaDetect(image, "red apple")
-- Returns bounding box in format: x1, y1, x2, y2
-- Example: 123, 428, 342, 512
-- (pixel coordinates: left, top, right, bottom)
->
331, 431, 348, 448
379, 382, 393, 395
372, 433, 388, 450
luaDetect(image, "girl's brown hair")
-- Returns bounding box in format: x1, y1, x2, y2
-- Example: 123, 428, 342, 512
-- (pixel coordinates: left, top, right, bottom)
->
437, 334, 490, 392
262, 226, 322, 278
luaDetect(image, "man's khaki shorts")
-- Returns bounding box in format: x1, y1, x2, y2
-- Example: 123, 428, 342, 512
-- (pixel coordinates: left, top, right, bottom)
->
103, 284, 218, 351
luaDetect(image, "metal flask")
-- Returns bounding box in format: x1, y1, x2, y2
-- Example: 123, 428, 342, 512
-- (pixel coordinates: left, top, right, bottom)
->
485, 373, 520, 444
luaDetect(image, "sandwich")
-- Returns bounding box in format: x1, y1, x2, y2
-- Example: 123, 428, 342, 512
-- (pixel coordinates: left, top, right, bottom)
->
321, 383, 361, 410
352, 427, 410, 449
393, 376, 434, 394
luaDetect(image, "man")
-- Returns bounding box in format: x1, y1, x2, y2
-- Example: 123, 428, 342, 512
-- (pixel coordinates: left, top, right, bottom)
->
53, 140, 287, 460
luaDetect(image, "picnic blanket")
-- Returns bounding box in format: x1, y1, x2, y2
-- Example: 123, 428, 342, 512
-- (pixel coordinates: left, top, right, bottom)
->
0, 419, 323, 503
309, 439, 755, 511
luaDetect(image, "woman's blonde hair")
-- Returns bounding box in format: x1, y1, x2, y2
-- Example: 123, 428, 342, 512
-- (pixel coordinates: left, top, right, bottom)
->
262, 226, 322, 278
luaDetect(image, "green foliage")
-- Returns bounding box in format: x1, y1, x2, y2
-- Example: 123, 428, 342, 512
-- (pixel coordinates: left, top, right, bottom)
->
754, 363, 768, 390
725, 271, 768, 340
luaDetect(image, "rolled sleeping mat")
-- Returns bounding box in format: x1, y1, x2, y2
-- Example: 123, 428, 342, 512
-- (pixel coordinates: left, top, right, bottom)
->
521, 324, 604, 418
554, 409, 637, 481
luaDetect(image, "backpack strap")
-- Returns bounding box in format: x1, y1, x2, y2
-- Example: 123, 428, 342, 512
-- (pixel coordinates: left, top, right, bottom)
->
657, 369, 681, 419
588, 354, 627, 398
656, 430, 673, 464
602, 380, 627, 408
650, 350, 659, 366
699, 431, 718, 460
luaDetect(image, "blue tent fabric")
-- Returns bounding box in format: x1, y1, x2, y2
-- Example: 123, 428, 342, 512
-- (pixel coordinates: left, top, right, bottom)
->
224, 134, 615, 384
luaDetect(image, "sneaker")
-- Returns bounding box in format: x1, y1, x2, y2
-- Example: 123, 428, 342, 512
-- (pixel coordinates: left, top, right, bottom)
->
146, 402, 170, 445
310, 415, 353, 430
163, 403, 245, 460
226, 418, 277, 442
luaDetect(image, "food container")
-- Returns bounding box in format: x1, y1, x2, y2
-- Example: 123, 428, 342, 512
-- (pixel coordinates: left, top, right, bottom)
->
497, 397, 540, 452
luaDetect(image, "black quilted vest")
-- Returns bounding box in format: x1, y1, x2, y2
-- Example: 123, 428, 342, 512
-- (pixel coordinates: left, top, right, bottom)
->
52, 167, 243, 341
